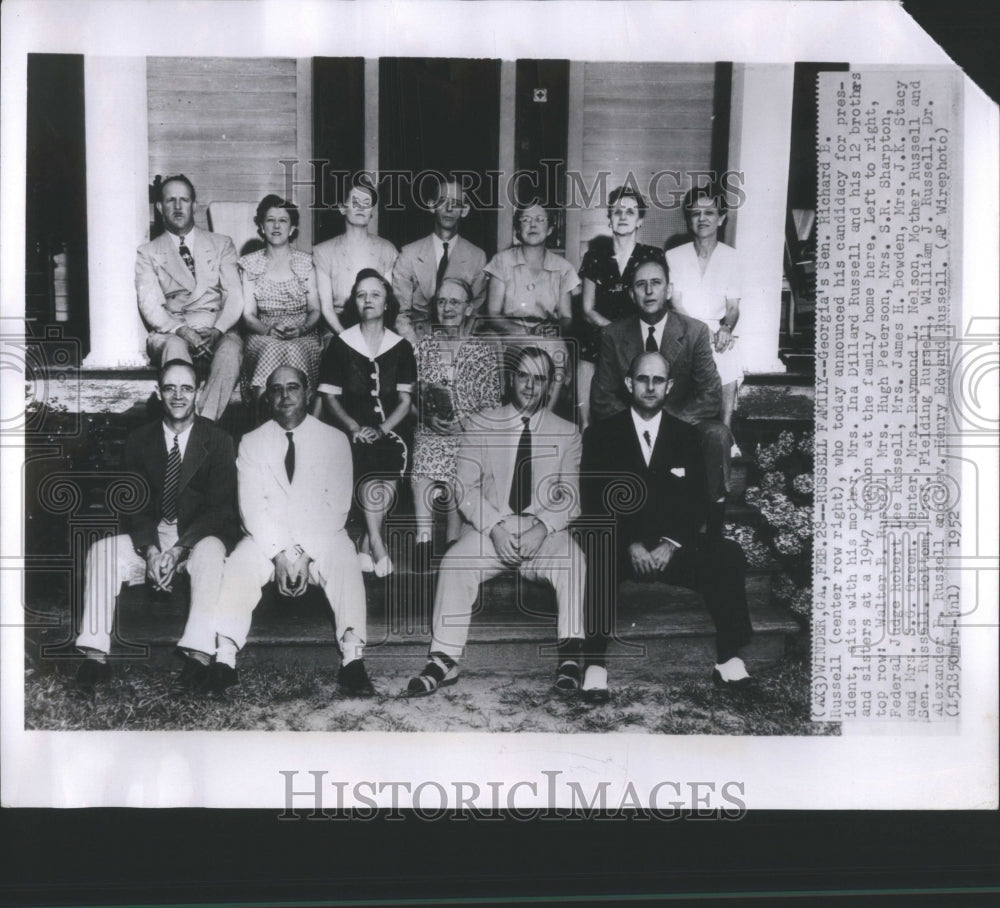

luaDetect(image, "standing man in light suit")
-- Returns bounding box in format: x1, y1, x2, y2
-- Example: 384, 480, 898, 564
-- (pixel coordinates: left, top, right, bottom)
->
392, 176, 487, 344
136, 174, 244, 422
405, 346, 586, 697
211, 366, 375, 696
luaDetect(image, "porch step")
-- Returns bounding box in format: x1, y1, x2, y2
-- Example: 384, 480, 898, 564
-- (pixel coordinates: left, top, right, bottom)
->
36, 565, 800, 677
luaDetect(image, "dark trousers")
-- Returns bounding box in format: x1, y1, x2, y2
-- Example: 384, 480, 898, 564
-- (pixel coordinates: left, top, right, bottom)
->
584, 534, 753, 666
693, 418, 732, 502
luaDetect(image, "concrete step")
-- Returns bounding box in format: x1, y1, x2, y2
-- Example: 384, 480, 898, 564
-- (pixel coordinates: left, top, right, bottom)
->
35, 565, 800, 677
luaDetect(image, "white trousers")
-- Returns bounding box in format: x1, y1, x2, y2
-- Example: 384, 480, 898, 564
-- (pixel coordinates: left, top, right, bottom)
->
214, 530, 367, 654
431, 527, 586, 659
75, 520, 226, 656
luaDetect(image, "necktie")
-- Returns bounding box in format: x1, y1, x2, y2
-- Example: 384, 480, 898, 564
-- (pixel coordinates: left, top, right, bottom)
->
435, 241, 449, 291
643, 429, 652, 450
508, 416, 532, 515
178, 234, 196, 278
284, 432, 295, 483
162, 434, 181, 522
645, 325, 658, 353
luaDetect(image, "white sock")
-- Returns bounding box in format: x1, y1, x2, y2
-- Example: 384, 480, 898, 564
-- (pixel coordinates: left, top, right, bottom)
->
582, 665, 608, 691
340, 628, 364, 666
714, 656, 749, 682
215, 636, 238, 669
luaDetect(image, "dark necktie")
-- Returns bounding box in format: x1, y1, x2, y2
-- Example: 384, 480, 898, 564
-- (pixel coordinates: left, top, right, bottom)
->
284, 431, 295, 483
643, 429, 652, 450
178, 234, 196, 278
508, 416, 532, 514
162, 434, 181, 522
435, 241, 449, 291
645, 325, 658, 353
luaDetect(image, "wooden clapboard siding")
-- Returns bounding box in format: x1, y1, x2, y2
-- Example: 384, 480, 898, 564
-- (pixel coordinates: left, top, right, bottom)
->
147, 57, 298, 232
573, 62, 717, 265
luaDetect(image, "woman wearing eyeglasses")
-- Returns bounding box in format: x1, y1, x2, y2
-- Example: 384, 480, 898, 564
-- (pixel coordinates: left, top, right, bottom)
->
410, 277, 502, 573
481, 202, 580, 410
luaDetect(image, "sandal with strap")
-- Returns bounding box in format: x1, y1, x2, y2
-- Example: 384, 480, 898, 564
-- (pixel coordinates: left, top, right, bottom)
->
554, 658, 582, 695
405, 652, 459, 697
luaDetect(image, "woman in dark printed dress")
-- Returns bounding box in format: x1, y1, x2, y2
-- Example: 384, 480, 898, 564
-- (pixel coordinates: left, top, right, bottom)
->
317, 269, 416, 577
576, 185, 664, 427
239, 194, 322, 407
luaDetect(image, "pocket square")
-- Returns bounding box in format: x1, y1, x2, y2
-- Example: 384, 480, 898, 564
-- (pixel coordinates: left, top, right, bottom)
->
670, 467, 686, 478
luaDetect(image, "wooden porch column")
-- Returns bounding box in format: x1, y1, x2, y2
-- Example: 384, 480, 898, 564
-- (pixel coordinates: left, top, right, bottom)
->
364, 58, 380, 235
727, 64, 794, 374
82, 56, 150, 367
497, 60, 517, 253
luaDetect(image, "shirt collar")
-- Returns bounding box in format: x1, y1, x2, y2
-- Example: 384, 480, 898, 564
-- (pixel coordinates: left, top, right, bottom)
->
339, 324, 405, 360
513, 245, 561, 271
162, 420, 194, 452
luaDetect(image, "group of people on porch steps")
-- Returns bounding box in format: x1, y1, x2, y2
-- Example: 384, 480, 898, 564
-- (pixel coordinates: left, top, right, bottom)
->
75, 171, 753, 702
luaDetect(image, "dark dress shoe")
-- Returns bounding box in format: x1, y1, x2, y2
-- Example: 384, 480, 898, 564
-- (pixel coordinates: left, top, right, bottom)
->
176, 655, 211, 692
76, 658, 112, 686
338, 659, 376, 698
209, 662, 239, 694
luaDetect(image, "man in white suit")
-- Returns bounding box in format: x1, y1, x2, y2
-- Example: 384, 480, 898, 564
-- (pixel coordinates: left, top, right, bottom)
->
405, 346, 586, 697
135, 174, 244, 422
392, 176, 487, 344
210, 366, 374, 696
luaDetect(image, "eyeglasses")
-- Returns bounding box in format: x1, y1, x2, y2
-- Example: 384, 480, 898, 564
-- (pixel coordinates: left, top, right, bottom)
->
436, 298, 467, 308
519, 215, 548, 226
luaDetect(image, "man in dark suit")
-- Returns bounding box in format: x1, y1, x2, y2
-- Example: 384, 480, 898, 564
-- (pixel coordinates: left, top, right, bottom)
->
589, 258, 732, 530
136, 174, 244, 421
75, 360, 241, 690
392, 176, 487, 344
581, 352, 753, 702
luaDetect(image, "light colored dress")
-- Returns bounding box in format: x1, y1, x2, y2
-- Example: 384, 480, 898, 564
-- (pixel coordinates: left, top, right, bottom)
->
239, 249, 321, 395
665, 241, 744, 384
483, 246, 580, 380
411, 335, 503, 483
311, 233, 398, 319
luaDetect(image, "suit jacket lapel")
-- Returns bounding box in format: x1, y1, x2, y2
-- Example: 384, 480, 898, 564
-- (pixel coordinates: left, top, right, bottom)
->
661, 313, 684, 367
415, 235, 437, 299
146, 425, 168, 503
158, 232, 197, 293
178, 418, 208, 492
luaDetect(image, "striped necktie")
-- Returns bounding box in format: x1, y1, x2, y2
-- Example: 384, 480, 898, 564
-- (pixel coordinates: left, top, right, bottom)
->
162, 434, 181, 522
178, 234, 196, 277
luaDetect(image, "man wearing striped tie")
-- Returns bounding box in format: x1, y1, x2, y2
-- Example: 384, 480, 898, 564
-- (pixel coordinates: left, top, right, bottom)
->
75, 360, 241, 691
136, 174, 244, 422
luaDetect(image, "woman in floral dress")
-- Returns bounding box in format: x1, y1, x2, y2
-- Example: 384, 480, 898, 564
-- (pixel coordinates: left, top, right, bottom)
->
239, 194, 321, 406
410, 277, 502, 571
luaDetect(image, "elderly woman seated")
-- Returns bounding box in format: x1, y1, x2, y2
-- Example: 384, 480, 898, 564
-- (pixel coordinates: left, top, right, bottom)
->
410, 277, 503, 573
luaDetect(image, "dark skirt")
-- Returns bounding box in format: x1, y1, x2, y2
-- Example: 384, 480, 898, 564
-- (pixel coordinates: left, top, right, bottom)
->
351, 430, 409, 484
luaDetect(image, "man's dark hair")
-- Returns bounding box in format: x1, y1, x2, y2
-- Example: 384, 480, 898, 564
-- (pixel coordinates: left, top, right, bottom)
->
158, 358, 200, 387
630, 255, 671, 286
512, 345, 555, 383
158, 174, 197, 203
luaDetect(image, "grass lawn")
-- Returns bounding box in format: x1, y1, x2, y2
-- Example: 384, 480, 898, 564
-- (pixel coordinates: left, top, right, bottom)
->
25, 650, 838, 736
